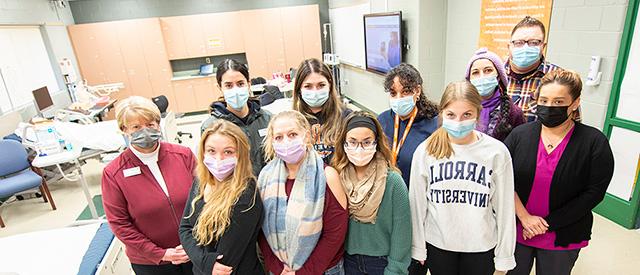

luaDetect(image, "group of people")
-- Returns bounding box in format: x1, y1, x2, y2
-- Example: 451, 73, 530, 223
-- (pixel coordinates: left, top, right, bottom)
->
101, 16, 615, 275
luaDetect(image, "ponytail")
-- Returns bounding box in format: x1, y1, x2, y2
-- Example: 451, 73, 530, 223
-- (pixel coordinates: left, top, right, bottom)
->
426, 127, 454, 159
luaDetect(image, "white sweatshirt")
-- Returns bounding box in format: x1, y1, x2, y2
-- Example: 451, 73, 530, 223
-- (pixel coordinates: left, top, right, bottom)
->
409, 131, 516, 271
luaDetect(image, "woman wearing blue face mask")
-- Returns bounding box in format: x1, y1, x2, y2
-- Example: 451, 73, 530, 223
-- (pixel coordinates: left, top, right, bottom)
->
258, 110, 348, 275
292, 58, 351, 165
201, 59, 272, 177
103, 96, 197, 275
409, 81, 516, 275
465, 48, 525, 141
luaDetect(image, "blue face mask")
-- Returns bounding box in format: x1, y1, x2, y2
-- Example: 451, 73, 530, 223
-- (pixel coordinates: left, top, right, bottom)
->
301, 87, 330, 107
442, 118, 476, 139
389, 96, 416, 116
511, 45, 541, 68
470, 76, 499, 97
223, 86, 250, 110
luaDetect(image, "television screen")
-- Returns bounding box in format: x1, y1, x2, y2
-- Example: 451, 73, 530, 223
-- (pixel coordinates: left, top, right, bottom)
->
199, 63, 214, 75
364, 12, 402, 75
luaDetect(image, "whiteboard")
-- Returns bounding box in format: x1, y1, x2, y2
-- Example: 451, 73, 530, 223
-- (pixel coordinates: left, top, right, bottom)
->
607, 127, 640, 201
0, 27, 60, 113
617, 6, 640, 122
329, 2, 370, 68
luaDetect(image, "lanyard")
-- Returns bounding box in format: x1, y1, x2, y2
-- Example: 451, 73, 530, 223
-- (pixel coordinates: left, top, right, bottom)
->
392, 107, 417, 164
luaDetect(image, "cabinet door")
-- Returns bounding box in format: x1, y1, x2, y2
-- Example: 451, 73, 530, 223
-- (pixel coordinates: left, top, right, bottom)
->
280, 7, 305, 71
262, 8, 287, 74
68, 24, 106, 84
181, 15, 207, 58
160, 17, 188, 60
300, 5, 322, 60
193, 77, 217, 111
93, 22, 131, 99
115, 20, 154, 99
241, 10, 268, 79
221, 11, 245, 54
202, 13, 225, 56
139, 18, 177, 108
172, 81, 198, 113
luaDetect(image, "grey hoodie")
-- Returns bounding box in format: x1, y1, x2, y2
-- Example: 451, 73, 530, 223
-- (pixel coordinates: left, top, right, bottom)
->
200, 99, 271, 177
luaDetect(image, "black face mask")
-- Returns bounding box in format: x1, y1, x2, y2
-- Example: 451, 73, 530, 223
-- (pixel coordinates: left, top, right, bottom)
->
536, 105, 570, 127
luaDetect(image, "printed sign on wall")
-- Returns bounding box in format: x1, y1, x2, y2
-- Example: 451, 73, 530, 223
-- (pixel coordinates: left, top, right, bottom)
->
478, 0, 553, 59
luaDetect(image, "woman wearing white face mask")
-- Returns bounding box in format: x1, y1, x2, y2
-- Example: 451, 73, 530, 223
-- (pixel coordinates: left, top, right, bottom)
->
409, 81, 516, 275
465, 48, 525, 141
180, 120, 264, 275
201, 59, 272, 177
258, 110, 348, 275
102, 96, 196, 275
292, 58, 351, 165
332, 111, 411, 275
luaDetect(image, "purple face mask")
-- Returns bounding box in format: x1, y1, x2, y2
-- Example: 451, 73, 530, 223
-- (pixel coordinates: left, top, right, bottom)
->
203, 156, 237, 181
273, 137, 306, 164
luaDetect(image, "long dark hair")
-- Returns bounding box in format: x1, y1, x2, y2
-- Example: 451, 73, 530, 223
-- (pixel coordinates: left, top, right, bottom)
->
383, 63, 438, 119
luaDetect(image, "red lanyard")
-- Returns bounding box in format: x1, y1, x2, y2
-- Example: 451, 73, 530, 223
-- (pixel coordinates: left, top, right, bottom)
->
391, 107, 417, 164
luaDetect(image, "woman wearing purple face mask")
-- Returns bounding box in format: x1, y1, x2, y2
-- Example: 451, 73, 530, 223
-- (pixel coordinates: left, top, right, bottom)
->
258, 110, 348, 275
179, 120, 265, 275
332, 111, 411, 275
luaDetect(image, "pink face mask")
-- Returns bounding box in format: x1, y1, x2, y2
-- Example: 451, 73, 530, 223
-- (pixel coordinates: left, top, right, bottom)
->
345, 147, 377, 167
203, 156, 237, 181
273, 137, 306, 164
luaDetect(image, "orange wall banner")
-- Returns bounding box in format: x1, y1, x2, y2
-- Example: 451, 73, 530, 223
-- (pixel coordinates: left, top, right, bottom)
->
478, 0, 553, 59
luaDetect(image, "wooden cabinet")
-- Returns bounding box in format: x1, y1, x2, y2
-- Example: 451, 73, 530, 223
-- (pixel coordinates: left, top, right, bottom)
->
241, 9, 269, 79
220, 12, 245, 54
171, 77, 220, 113
280, 7, 305, 71
300, 5, 323, 61
181, 15, 207, 58
160, 17, 187, 60
67, 24, 106, 85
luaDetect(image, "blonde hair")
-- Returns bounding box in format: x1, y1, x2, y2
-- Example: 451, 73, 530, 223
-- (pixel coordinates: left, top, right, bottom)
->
115, 96, 161, 131
263, 110, 312, 161
332, 111, 398, 173
292, 58, 345, 147
426, 81, 482, 159
187, 120, 256, 245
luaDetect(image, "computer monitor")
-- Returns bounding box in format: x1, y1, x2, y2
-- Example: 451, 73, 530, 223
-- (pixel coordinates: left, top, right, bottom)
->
199, 64, 214, 75
33, 86, 54, 114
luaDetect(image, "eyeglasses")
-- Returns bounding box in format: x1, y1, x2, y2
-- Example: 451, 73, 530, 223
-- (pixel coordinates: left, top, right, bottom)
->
344, 140, 377, 150
510, 39, 543, 48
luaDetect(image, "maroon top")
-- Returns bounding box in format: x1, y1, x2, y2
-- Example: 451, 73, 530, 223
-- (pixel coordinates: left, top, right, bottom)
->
259, 178, 348, 274
102, 142, 196, 264
517, 126, 588, 250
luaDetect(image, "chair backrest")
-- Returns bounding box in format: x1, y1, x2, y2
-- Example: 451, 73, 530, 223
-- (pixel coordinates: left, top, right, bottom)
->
0, 139, 30, 176
152, 95, 169, 115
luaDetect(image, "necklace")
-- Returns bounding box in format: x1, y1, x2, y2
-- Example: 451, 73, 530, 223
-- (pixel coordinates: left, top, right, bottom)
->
541, 121, 573, 150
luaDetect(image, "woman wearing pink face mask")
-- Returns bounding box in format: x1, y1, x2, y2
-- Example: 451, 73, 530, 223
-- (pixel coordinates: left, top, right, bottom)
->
179, 120, 265, 275
332, 111, 411, 275
258, 110, 348, 275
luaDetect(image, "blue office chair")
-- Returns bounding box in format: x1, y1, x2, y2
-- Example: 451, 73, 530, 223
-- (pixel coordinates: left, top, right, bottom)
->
0, 140, 56, 228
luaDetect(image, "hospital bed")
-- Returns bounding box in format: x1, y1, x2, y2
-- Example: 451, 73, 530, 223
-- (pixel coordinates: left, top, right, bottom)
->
0, 221, 132, 275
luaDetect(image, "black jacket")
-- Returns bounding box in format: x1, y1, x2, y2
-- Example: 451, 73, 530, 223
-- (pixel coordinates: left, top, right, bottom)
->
504, 121, 614, 247
179, 178, 265, 275
201, 99, 271, 176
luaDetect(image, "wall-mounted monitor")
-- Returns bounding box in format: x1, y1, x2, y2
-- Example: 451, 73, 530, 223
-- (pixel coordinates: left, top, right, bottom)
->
364, 11, 402, 75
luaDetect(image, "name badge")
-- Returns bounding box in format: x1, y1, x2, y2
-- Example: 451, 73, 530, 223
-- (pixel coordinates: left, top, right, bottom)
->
123, 166, 141, 177
258, 128, 268, 137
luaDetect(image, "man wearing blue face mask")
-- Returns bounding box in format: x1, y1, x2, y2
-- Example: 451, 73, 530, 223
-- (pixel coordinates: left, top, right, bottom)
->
200, 59, 271, 177
505, 16, 573, 123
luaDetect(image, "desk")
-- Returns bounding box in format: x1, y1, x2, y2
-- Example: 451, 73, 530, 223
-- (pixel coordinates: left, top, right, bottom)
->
32, 147, 100, 219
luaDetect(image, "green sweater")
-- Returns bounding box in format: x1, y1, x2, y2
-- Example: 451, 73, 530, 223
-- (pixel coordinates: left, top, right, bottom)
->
344, 170, 412, 275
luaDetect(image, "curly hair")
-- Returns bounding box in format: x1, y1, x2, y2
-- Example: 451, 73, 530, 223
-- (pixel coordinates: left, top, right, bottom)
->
383, 63, 438, 119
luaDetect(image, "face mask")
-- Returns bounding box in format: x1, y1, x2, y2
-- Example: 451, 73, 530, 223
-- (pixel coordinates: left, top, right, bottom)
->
301, 87, 330, 108
274, 137, 306, 164
536, 105, 570, 128
511, 45, 541, 68
470, 76, 499, 97
129, 128, 162, 149
442, 118, 476, 139
345, 147, 377, 167
203, 156, 237, 181
223, 86, 250, 110
389, 96, 416, 116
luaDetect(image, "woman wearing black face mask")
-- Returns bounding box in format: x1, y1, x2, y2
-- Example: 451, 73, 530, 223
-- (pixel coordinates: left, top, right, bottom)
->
102, 96, 197, 275
504, 70, 614, 275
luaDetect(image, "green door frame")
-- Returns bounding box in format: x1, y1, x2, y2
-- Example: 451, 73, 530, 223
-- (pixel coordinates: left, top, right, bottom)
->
593, 0, 640, 229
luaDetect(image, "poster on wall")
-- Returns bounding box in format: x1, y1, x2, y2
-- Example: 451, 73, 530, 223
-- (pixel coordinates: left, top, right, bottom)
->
478, 0, 553, 59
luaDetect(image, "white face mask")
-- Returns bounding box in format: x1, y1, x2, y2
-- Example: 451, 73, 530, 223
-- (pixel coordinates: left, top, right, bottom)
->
345, 147, 377, 167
